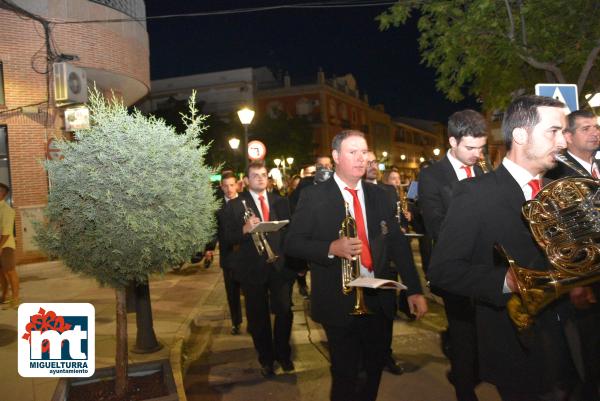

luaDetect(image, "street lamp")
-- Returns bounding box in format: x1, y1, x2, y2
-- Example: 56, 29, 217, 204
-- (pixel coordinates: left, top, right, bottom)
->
228, 137, 240, 150
274, 158, 282, 168
400, 154, 406, 161
237, 107, 255, 170
382, 151, 388, 158
433, 148, 440, 157
419, 156, 425, 163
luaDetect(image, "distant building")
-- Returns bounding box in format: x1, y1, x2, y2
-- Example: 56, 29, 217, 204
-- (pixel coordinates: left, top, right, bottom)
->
0, 0, 150, 262
141, 66, 445, 179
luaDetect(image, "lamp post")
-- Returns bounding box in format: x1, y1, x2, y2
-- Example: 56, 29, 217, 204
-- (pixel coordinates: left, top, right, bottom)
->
228, 137, 240, 150
237, 107, 255, 170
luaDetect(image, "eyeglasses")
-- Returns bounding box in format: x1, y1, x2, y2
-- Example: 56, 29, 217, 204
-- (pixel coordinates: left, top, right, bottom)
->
366, 160, 378, 166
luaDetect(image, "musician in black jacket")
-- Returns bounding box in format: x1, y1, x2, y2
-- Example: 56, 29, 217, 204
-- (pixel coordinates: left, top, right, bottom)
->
224, 161, 296, 377
429, 96, 583, 400
544, 109, 600, 398
216, 171, 243, 335
418, 109, 488, 401
286, 130, 427, 401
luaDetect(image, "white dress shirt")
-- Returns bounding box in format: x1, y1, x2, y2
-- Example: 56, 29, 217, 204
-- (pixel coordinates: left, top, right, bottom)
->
332, 173, 373, 278
447, 149, 476, 180
567, 151, 599, 177
502, 158, 541, 201
249, 190, 269, 221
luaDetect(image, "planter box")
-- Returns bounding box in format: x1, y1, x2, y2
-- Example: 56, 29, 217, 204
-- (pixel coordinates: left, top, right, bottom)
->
51, 359, 178, 401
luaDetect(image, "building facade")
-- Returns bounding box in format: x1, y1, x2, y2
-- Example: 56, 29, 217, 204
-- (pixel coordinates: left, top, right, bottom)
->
0, 0, 150, 262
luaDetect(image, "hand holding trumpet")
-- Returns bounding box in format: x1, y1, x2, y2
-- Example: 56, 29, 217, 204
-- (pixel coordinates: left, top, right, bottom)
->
329, 237, 363, 260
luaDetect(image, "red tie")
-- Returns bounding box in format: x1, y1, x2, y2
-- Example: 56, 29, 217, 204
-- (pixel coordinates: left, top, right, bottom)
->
528, 179, 541, 199
258, 195, 269, 221
461, 165, 473, 178
344, 187, 373, 271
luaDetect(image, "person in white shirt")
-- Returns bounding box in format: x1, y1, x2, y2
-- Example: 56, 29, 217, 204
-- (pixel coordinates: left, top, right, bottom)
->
0, 183, 18, 308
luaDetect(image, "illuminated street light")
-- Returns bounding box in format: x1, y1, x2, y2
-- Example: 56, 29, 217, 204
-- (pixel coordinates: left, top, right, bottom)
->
228, 137, 240, 150
286, 157, 294, 166
237, 107, 255, 170
419, 156, 425, 163
274, 158, 282, 167
400, 154, 406, 161
433, 148, 440, 156
382, 151, 388, 158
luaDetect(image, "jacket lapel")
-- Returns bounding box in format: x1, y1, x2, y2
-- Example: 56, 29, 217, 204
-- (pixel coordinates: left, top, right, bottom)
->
441, 155, 459, 184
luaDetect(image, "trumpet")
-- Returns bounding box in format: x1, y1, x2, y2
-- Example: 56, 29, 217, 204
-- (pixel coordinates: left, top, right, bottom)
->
242, 199, 278, 263
340, 202, 370, 315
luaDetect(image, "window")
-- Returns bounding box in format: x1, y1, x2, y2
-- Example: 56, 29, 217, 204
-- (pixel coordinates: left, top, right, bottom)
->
0, 62, 5, 106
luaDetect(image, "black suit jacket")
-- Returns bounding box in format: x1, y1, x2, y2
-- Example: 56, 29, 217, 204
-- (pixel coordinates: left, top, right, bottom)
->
285, 177, 422, 326
545, 151, 592, 179
428, 164, 574, 392
224, 191, 295, 284
418, 155, 483, 241
216, 197, 234, 270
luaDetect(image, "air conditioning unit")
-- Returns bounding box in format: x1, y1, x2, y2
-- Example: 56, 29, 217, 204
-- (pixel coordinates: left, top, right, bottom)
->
53, 62, 87, 106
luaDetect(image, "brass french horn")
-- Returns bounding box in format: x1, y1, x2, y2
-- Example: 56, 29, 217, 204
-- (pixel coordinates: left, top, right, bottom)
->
504, 154, 600, 330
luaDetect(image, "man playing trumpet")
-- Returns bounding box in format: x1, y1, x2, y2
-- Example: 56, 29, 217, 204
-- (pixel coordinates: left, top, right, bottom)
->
286, 130, 427, 401
224, 161, 296, 377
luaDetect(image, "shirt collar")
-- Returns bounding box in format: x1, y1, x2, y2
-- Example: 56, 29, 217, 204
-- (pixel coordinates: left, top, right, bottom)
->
333, 173, 363, 193
567, 151, 594, 173
502, 157, 540, 189
447, 149, 468, 172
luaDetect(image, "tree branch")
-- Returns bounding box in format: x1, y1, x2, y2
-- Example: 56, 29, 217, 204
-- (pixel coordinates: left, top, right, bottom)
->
517, 0, 527, 46
504, 0, 515, 41
577, 38, 600, 91
518, 53, 566, 83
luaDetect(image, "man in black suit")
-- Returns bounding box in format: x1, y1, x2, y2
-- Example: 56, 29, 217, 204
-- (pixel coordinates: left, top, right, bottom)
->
429, 95, 583, 400
418, 109, 488, 401
224, 161, 296, 377
286, 130, 427, 401
215, 171, 243, 335
544, 110, 600, 398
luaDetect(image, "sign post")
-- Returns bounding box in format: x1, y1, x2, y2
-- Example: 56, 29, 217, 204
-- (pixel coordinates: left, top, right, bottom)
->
535, 84, 579, 113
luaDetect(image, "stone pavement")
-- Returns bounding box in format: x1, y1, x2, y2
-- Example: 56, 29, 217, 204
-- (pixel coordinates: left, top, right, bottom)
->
0, 259, 222, 401
0, 247, 502, 401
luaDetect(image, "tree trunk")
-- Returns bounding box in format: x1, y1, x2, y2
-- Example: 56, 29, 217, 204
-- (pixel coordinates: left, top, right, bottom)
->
115, 287, 128, 400
133, 281, 162, 353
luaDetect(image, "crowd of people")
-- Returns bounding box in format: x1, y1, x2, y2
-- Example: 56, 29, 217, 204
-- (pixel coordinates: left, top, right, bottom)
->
206, 94, 599, 401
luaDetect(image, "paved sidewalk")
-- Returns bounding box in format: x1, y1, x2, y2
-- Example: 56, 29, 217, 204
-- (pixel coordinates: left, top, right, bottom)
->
0, 259, 222, 401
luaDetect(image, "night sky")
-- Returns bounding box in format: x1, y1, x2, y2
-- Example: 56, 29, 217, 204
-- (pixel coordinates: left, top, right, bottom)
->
144, 1, 479, 122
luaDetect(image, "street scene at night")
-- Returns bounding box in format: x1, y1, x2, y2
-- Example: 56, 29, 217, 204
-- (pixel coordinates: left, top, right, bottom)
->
0, 1, 599, 401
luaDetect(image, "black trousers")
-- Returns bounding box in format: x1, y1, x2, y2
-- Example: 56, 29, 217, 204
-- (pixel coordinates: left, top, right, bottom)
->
222, 268, 242, 327
241, 274, 294, 366
323, 311, 387, 401
444, 294, 479, 401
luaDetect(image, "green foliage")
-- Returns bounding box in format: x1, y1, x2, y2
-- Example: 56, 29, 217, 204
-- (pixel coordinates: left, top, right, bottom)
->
252, 111, 315, 171
378, 0, 600, 110
35, 89, 218, 288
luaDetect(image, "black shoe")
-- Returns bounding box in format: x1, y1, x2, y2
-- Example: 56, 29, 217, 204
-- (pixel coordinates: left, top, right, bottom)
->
231, 325, 240, 335
384, 356, 405, 375
298, 285, 309, 299
279, 359, 295, 372
260, 364, 275, 378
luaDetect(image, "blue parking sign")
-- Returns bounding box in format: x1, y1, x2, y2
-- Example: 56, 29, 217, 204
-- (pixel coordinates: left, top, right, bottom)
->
535, 84, 579, 113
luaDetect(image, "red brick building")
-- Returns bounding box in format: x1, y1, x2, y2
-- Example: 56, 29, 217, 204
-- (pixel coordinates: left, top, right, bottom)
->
0, 0, 150, 263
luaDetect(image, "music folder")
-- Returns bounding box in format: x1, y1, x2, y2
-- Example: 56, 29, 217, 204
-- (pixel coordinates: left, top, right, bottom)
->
347, 276, 407, 290
248, 219, 289, 234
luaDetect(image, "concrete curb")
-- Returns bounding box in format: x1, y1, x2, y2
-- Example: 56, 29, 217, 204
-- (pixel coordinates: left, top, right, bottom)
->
168, 265, 221, 401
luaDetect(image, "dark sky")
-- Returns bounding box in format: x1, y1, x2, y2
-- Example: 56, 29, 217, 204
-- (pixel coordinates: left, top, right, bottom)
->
144, 1, 478, 122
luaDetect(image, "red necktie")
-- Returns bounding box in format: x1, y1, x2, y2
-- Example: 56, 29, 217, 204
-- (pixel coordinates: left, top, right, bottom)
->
258, 195, 269, 221
461, 165, 473, 178
344, 187, 373, 271
527, 179, 541, 199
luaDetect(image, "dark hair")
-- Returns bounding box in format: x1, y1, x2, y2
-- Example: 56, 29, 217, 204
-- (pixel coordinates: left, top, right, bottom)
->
246, 160, 267, 177
567, 110, 596, 134
0, 183, 10, 194
447, 109, 487, 142
221, 171, 237, 182
503, 95, 565, 151
331, 130, 365, 152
